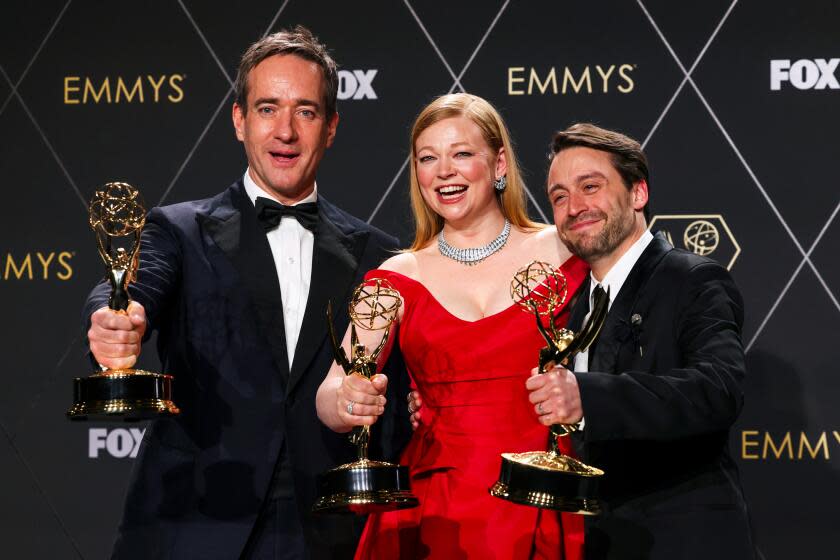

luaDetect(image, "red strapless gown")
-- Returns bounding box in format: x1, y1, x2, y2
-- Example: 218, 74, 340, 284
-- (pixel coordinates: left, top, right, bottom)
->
355, 256, 588, 560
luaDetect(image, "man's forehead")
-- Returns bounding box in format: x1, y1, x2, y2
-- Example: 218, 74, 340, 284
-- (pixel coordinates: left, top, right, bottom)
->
248, 55, 323, 86
554, 146, 613, 166
550, 148, 616, 181
256, 52, 319, 70
245, 54, 326, 103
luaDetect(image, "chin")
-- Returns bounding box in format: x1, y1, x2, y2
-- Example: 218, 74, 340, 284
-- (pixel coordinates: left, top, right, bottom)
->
271, 179, 306, 195
439, 208, 470, 223
565, 237, 596, 258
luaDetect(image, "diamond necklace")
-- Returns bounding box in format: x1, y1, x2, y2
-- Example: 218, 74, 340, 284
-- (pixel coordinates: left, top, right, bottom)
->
437, 219, 511, 266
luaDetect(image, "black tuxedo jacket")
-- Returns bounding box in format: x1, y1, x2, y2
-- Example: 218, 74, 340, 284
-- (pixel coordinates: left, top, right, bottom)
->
568, 233, 756, 559
83, 181, 404, 559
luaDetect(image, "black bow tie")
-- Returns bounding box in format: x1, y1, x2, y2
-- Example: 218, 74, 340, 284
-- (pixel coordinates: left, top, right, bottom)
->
255, 197, 318, 233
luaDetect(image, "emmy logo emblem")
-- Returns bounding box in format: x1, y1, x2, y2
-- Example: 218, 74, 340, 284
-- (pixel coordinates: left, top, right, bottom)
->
67, 182, 179, 420
312, 278, 419, 514
490, 261, 609, 514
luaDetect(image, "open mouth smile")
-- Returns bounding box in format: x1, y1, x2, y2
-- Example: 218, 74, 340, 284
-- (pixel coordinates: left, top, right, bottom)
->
435, 184, 469, 202
269, 150, 300, 166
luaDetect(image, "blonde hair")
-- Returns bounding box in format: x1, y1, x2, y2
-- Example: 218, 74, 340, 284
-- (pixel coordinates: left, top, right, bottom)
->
407, 93, 542, 251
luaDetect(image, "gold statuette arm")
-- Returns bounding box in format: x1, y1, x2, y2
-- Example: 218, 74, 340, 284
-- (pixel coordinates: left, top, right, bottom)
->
326, 301, 352, 374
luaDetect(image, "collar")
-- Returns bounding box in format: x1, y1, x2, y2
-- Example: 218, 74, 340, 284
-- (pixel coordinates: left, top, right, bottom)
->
242, 168, 318, 207
590, 229, 653, 308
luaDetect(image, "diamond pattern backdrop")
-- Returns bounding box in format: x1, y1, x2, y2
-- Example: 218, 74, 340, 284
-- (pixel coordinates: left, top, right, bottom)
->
1, 1, 837, 558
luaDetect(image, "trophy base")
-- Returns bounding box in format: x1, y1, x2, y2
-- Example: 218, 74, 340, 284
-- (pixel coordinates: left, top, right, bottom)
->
489, 451, 604, 515
313, 459, 419, 514
67, 369, 180, 421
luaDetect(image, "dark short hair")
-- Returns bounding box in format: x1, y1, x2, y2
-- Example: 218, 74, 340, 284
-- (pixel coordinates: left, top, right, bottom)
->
234, 25, 338, 118
550, 123, 650, 221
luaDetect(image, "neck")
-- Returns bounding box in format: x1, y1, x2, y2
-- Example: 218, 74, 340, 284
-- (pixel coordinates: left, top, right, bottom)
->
441, 207, 507, 247
589, 221, 647, 281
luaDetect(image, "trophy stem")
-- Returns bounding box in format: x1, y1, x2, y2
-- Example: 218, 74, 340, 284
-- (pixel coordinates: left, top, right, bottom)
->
108, 268, 130, 312
355, 426, 370, 461
549, 428, 561, 455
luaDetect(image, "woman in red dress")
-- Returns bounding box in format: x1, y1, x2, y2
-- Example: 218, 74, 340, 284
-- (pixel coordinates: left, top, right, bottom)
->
317, 93, 587, 559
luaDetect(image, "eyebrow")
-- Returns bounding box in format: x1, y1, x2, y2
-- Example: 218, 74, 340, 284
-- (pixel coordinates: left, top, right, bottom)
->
548, 171, 607, 194
252, 97, 322, 109
415, 141, 473, 153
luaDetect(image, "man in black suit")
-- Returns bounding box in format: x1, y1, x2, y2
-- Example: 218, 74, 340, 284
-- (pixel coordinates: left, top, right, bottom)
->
525, 123, 756, 558
85, 26, 401, 559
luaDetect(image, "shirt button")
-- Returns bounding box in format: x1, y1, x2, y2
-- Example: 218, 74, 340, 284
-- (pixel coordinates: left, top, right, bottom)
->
288, 257, 295, 264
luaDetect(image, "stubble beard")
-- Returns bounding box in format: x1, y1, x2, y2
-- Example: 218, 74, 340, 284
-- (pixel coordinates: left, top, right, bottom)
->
560, 207, 636, 262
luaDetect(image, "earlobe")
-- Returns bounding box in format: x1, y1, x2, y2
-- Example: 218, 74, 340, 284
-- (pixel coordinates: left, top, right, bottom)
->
326, 112, 339, 147
232, 103, 245, 141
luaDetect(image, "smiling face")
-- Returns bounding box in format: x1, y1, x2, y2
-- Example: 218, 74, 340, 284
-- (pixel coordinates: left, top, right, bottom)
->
413, 116, 506, 225
548, 146, 647, 271
232, 54, 338, 204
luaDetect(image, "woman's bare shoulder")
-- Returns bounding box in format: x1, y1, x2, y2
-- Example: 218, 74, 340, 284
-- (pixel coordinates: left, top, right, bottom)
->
377, 252, 421, 279
532, 225, 559, 243
523, 226, 574, 264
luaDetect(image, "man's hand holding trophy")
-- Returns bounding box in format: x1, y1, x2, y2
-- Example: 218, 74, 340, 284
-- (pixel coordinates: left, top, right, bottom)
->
490, 261, 608, 514
67, 182, 179, 421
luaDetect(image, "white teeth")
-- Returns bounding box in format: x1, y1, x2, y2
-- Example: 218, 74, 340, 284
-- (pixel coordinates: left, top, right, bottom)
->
438, 185, 467, 194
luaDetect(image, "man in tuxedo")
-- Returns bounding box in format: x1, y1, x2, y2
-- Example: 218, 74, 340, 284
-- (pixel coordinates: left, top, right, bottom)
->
525, 123, 756, 558
85, 26, 402, 559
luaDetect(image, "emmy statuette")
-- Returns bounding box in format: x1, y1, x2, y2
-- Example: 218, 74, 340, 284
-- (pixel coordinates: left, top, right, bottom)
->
312, 278, 419, 514
67, 182, 179, 421
490, 261, 609, 514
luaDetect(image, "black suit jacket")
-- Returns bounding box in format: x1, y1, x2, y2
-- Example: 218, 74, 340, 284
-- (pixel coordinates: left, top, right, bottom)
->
568, 233, 756, 559
83, 181, 404, 560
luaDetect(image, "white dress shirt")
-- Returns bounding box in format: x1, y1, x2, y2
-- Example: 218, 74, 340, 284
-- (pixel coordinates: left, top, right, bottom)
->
242, 169, 315, 368
574, 230, 654, 373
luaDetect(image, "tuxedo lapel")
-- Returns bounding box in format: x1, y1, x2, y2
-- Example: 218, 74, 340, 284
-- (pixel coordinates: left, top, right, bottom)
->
288, 200, 367, 395
197, 183, 290, 382
198, 196, 241, 257
590, 233, 672, 373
